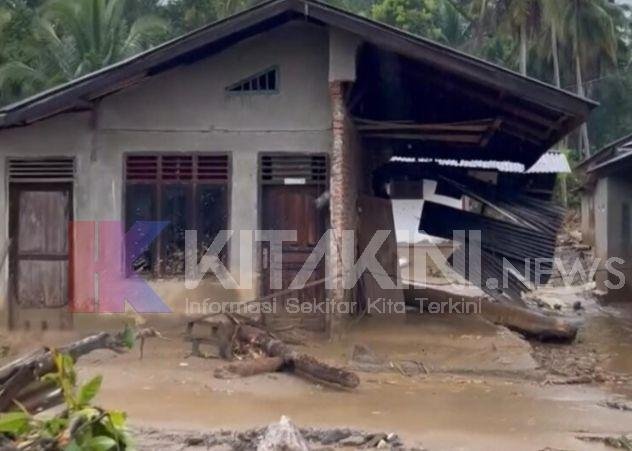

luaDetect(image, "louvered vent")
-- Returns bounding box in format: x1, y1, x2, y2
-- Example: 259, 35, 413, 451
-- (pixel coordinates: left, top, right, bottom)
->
126, 155, 158, 181
198, 155, 229, 182
226, 66, 278, 93
9, 158, 74, 182
162, 155, 193, 181
126, 154, 229, 183
259, 154, 328, 185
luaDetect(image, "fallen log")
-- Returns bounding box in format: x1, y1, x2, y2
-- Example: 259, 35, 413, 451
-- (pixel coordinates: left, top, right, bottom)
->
406, 285, 578, 341
214, 356, 285, 379
479, 298, 578, 341
0, 332, 130, 412
236, 325, 360, 389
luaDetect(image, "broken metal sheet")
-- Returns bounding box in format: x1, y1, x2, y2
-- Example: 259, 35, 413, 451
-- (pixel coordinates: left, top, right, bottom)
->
418, 178, 564, 303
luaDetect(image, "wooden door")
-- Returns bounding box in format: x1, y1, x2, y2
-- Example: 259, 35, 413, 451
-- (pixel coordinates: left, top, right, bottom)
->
9, 184, 72, 330
260, 185, 327, 331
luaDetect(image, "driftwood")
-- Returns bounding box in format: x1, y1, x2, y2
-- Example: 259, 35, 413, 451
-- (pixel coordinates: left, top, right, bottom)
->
235, 325, 360, 389
407, 285, 578, 341
214, 357, 285, 379
479, 298, 578, 341
0, 332, 129, 413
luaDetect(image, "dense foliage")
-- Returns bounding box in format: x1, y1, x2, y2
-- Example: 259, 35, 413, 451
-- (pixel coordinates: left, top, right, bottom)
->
0, 0, 630, 152
0, 351, 133, 450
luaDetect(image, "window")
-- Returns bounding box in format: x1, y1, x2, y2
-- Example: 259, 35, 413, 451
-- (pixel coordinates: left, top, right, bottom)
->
226, 66, 278, 93
125, 154, 230, 277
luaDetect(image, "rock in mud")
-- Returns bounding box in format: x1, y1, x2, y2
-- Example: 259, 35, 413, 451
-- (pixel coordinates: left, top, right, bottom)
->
257, 416, 309, 451
338, 434, 368, 447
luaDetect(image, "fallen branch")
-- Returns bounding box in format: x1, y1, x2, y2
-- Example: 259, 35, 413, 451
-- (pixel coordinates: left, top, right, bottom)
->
0, 332, 130, 413
214, 357, 285, 379
236, 325, 359, 389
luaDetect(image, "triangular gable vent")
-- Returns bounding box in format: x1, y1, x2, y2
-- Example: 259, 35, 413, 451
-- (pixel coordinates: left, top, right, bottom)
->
226, 66, 278, 93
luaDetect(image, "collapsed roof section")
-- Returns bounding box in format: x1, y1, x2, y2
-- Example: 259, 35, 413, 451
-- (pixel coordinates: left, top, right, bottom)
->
0, 0, 595, 166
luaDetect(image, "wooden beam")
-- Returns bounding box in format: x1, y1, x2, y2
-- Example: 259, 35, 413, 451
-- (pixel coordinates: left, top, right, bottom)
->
363, 132, 483, 144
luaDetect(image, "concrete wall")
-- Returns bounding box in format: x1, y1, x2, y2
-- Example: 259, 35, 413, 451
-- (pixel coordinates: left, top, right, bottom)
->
0, 21, 360, 326
592, 175, 632, 302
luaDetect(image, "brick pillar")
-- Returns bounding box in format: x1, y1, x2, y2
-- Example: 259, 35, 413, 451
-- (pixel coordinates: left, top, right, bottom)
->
328, 80, 357, 337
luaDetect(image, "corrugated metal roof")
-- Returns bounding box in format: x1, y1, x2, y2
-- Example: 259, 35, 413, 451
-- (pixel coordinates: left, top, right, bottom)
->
526, 151, 571, 173
390, 151, 569, 174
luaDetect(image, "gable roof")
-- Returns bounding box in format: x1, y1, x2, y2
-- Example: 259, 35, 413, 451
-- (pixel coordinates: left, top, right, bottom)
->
0, 0, 596, 133
576, 131, 632, 171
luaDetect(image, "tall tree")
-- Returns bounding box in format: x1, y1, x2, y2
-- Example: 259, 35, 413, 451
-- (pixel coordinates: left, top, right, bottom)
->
0, 0, 168, 105
561, 0, 620, 156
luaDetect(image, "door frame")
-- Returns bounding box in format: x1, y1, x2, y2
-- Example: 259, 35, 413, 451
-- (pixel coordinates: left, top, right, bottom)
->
256, 152, 329, 298
8, 182, 74, 330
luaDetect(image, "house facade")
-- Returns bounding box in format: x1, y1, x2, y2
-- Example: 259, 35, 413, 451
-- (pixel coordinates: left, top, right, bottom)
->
577, 133, 632, 302
0, 0, 594, 331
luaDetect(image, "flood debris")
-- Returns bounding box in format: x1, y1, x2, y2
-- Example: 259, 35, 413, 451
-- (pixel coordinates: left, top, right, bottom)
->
135, 417, 420, 450
406, 285, 578, 342
0, 331, 133, 413
257, 416, 309, 451
187, 314, 360, 389
600, 400, 632, 412
349, 344, 428, 376
576, 434, 632, 450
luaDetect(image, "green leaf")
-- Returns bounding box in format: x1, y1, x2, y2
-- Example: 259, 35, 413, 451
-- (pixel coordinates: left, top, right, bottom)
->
0, 411, 30, 435
64, 440, 82, 451
108, 410, 127, 429
78, 375, 102, 406
84, 435, 118, 451
121, 324, 135, 349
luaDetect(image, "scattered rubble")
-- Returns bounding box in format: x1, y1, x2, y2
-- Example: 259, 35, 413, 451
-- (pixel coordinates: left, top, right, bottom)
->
576, 434, 632, 450
135, 417, 422, 450
600, 400, 632, 412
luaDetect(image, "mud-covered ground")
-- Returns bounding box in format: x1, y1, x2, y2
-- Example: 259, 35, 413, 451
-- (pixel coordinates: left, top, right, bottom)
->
2, 292, 631, 450
2, 237, 632, 450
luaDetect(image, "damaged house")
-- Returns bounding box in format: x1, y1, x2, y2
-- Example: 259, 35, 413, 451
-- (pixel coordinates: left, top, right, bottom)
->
576, 133, 632, 302
0, 0, 595, 332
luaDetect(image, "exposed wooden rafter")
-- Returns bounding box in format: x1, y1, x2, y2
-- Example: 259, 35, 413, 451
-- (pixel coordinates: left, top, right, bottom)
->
354, 117, 503, 146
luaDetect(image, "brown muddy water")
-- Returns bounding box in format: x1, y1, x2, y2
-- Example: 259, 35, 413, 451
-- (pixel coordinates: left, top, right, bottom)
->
3, 302, 632, 450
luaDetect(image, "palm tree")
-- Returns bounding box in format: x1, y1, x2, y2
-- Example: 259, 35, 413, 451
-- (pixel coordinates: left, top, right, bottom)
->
558, 0, 621, 156
0, 0, 168, 105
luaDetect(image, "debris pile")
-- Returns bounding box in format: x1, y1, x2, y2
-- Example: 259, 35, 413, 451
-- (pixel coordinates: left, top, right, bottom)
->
186, 314, 360, 388
136, 417, 423, 450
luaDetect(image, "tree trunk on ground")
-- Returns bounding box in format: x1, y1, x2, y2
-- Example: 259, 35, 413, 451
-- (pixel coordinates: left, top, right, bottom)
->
406, 285, 578, 341
214, 357, 285, 379
236, 325, 360, 388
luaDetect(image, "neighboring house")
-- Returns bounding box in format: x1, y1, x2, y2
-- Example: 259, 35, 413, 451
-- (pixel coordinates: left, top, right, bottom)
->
0, 0, 594, 331
576, 133, 632, 301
